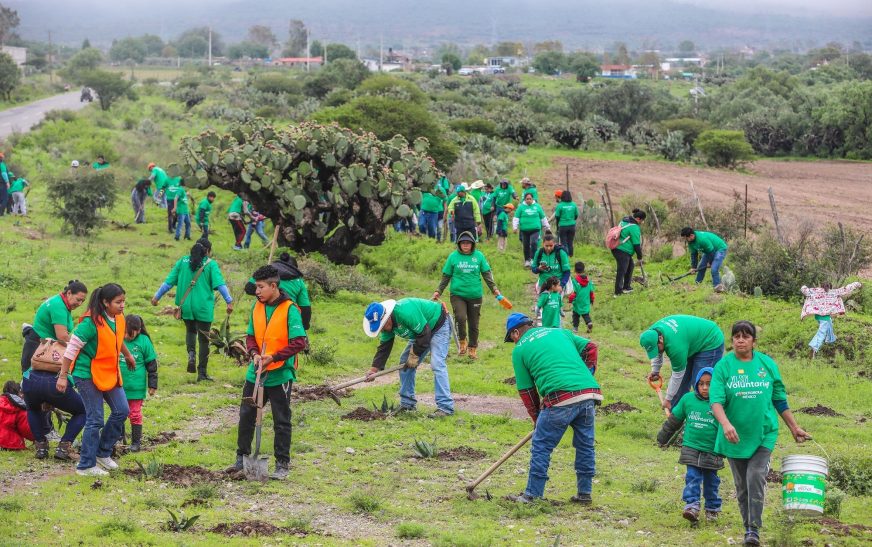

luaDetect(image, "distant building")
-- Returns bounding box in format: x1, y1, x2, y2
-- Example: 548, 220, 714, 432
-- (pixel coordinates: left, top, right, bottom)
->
664, 57, 705, 67
485, 56, 528, 68
599, 64, 636, 79
271, 57, 323, 68
362, 58, 404, 72
1, 46, 26, 69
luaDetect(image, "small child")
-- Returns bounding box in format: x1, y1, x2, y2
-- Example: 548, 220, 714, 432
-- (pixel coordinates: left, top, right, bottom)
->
536, 276, 563, 328
497, 203, 513, 251
0, 380, 34, 450
568, 262, 596, 333
657, 367, 723, 523
120, 315, 158, 452
197, 192, 216, 237
8, 173, 28, 216
800, 281, 862, 358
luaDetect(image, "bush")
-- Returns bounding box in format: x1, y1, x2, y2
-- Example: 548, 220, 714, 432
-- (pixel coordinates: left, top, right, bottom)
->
47, 171, 117, 236
448, 117, 498, 138
349, 492, 381, 513
829, 455, 872, 496
659, 118, 710, 148
547, 120, 588, 149
695, 130, 754, 168
497, 110, 539, 145
250, 73, 302, 95
656, 130, 690, 161
626, 121, 661, 147
396, 523, 427, 539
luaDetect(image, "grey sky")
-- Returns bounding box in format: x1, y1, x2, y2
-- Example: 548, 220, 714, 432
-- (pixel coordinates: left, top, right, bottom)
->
675, 0, 872, 16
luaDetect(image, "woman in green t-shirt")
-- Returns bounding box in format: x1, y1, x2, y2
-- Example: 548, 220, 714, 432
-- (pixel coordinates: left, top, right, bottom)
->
553, 190, 579, 257
151, 238, 234, 381
710, 321, 811, 547
432, 231, 502, 360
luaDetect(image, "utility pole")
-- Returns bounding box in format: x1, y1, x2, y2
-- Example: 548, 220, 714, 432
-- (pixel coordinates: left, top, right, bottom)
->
306, 28, 310, 72
208, 27, 212, 67
379, 35, 384, 72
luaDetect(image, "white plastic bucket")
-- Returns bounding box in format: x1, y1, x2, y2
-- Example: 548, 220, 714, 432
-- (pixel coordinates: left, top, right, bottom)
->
782, 455, 828, 514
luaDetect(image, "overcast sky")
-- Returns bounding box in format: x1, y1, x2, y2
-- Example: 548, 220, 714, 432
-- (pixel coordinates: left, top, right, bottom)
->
677, 0, 871, 16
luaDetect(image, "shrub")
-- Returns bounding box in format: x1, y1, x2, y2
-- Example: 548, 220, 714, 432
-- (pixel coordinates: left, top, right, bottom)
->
583, 115, 619, 143
659, 118, 710, 148
250, 73, 302, 95
497, 111, 539, 145
547, 120, 588, 149
349, 492, 381, 513
626, 121, 661, 147
829, 455, 872, 496
695, 130, 754, 168
397, 523, 427, 539
656, 130, 690, 161
449, 117, 498, 138
47, 170, 117, 236
78, 69, 136, 111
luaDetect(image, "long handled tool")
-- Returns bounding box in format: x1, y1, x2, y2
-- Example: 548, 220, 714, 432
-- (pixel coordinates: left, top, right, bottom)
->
650, 378, 683, 447
637, 261, 649, 287
662, 271, 694, 284
466, 430, 534, 500
243, 367, 270, 481
326, 364, 406, 405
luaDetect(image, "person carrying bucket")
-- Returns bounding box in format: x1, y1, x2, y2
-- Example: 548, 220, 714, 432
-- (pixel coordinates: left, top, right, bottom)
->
709, 320, 811, 547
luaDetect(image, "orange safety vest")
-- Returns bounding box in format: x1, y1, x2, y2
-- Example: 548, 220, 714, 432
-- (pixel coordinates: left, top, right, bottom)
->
71, 312, 126, 391
253, 299, 297, 371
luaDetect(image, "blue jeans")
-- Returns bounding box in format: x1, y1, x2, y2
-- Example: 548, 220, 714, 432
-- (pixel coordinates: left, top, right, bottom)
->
683, 465, 722, 511
21, 370, 87, 443
525, 399, 596, 498
695, 249, 727, 286
174, 213, 191, 240
668, 344, 724, 405
397, 321, 453, 414
809, 319, 836, 351
420, 210, 439, 239
76, 378, 129, 470
244, 220, 268, 247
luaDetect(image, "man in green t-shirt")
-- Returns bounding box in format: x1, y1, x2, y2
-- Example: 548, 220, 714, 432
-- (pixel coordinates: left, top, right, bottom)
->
419, 185, 447, 240
363, 298, 454, 418
504, 313, 601, 504
228, 194, 246, 250
531, 233, 570, 292
92, 155, 110, 170
680, 227, 729, 291
244, 252, 312, 331
172, 182, 192, 241
227, 265, 307, 481
197, 192, 216, 236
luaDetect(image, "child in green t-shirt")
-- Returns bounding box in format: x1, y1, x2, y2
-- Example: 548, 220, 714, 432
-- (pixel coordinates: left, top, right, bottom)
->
568, 262, 595, 333
120, 315, 158, 453
656, 367, 723, 523
536, 276, 563, 328
497, 203, 513, 252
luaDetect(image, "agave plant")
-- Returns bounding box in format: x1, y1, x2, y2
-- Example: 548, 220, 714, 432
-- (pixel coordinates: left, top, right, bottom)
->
135, 456, 164, 480
413, 438, 438, 459
165, 509, 200, 532
372, 395, 398, 416
203, 316, 248, 365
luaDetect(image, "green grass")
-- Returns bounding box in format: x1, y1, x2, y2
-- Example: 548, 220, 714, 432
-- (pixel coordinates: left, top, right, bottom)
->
0, 91, 869, 545
0, 74, 61, 111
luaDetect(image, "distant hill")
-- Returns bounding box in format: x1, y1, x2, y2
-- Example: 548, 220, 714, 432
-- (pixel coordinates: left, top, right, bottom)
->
11, 0, 872, 51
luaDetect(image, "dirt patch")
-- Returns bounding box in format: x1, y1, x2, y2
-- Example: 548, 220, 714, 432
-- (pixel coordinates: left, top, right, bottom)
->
798, 404, 843, 417
156, 243, 172, 249
818, 517, 872, 537
766, 469, 783, 484
341, 407, 386, 421
293, 384, 348, 402
125, 464, 227, 487
210, 520, 309, 538
417, 394, 529, 420
148, 431, 178, 445
599, 402, 640, 415
175, 406, 238, 442
439, 446, 488, 461
181, 497, 210, 508
503, 377, 517, 385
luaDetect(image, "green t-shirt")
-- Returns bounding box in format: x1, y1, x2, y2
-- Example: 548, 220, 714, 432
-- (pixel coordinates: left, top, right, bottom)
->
647, 315, 724, 372
0, 161, 8, 184
493, 184, 516, 207
709, 352, 787, 459
70, 315, 118, 381
32, 294, 73, 340
379, 298, 442, 343
172, 189, 190, 215
280, 278, 311, 307
515, 202, 545, 232
671, 391, 719, 454
197, 198, 213, 225
481, 192, 495, 215
496, 211, 509, 231
442, 250, 492, 299
616, 220, 642, 256
421, 189, 446, 213
521, 186, 539, 203
512, 328, 599, 397
537, 291, 563, 328
164, 257, 227, 322
93, 162, 111, 170
120, 334, 157, 400
533, 247, 570, 287
9, 178, 27, 193
570, 277, 595, 315
228, 196, 244, 215
689, 231, 728, 255
151, 167, 169, 190
245, 300, 306, 386
470, 189, 482, 203
554, 201, 579, 227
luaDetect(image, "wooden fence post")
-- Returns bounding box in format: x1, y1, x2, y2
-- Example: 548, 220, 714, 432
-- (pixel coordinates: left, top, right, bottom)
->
689, 179, 709, 230
744, 184, 748, 238
604, 183, 615, 227
768, 187, 784, 245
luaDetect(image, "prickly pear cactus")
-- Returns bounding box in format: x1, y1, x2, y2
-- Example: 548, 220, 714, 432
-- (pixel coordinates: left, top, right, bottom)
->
176, 120, 439, 264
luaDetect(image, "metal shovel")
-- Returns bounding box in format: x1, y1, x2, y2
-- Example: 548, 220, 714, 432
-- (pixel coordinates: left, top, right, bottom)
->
243, 366, 270, 481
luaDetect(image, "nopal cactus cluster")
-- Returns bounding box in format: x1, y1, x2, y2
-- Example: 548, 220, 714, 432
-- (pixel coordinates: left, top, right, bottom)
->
175, 119, 440, 264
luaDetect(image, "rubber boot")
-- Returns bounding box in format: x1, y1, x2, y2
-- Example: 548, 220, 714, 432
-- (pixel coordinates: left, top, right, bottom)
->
458, 339, 468, 356
197, 363, 213, 382
225, 455, 243, 473
35, 440, 49, 460
54, 441, 77, 461
468, 347, 478, 360
129, 425, 143, 453
187, 350, 196, 373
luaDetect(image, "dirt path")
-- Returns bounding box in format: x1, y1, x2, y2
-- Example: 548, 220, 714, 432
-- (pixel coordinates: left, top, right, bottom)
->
544, 157, 872, 232
417, 394, 528, 420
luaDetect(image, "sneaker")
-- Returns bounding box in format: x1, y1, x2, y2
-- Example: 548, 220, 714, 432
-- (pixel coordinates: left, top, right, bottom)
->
682, 505, 700, 523
233, 245, 243, 251
45, 429, 62, 442
96, 456, 118, 470
505, 493, 534, 503
570, 493, 592, 505
270, 461, 289, 480
705, 510, 719, 521
428, 409, 453, 419
197, 375, 214, 382
187, 351, 196, 374
76, 466, 109, 476
622, 288, 634, 294
35, 440, 49, 460
586, 324, 593, 334
744, 530, 760, 546
714, 284, 726, 293
225, 455, 243, 473
523, 260, 531, 267
396, 406, 416, 414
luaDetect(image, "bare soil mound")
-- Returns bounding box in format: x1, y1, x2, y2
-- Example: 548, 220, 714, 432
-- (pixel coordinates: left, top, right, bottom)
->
439, 446, 488, 461
341, 407, 386, 421
293, 385, 348, 402
600, 402, 640, 415
125, 464, 228, 487
503, 377, 517, 385
210, 520, 309, 538
766, 469, 783, 484
798, 404, 843, 417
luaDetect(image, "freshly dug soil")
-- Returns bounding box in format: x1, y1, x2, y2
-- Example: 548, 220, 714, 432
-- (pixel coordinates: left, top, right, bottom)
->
599, 402, 639, 415
341, 407, 386, 421
125, 464, 225, 487
503, 377, 517, 385
798, 404, 843, 417
293, 384, 348, 402
148, 431, 178, 445
210, 520, 309, 538
766, 469, 783, 484
439, 446, 487, 461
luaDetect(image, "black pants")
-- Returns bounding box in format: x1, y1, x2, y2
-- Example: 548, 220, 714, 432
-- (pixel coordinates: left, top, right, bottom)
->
520, 230, 540, 262
455, 223, 477, 240
236, 380, 292, 464
611, 249, 634, 295
20, 328, 40, 373
558, 226, 576, 257
483, 211, 495, 239
166, 200, 176, 233
0, 186, 7, 216
572, 311, 592, 329
450, 295, 482, 347
22, 370, 87, 442
183, 319, 211, 376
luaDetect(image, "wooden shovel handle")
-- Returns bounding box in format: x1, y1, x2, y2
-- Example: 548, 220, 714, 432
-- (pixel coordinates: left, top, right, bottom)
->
330, 364, 405, 392
467, 430, 534, 491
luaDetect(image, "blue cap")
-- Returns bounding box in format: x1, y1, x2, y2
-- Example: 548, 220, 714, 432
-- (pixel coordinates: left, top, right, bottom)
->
504, 312, 533, 343
362, 299, 396, 337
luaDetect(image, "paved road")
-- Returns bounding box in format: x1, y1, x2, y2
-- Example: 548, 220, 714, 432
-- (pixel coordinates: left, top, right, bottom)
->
0, 92, 92, 140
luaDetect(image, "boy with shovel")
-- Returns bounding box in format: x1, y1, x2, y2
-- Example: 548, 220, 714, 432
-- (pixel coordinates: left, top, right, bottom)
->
227, 266, 307, 480
503, 313, 601, 504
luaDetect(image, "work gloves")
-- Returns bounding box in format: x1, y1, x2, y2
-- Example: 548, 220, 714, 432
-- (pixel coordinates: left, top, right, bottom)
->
404, 351, 421, 369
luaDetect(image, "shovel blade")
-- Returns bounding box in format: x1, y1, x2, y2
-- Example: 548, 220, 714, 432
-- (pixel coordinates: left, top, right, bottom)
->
243, 455, 270, 481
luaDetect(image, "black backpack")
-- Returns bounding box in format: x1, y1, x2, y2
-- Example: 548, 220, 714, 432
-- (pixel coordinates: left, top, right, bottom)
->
533, 245, 567, 272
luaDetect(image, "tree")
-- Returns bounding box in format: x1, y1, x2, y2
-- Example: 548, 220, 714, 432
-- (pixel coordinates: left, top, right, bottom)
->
284, 19, 307, 57
179, 120, 441, 264
594, 80, 655, 133
565, 51, 599, 82
678, 40, 695, 54
494, 41, 525, 57
532, 51, 565, 75
78, 70, 134, 111
81, 38, 91, 50
141, 34, 165, 57
302, 58, 369, 98
441, 52, 461, 74
227, 42, 269, 60
563, 88, 594, 120
612, 41, 630, 65
309, 40, 323, 58
466, 44, 490, 66
109, 37, 147, 63
695, 130, 754, 168
0, 52, 20, 100
325, 43, 357, 62
533, 41, 563, 54
247, 24, 278, 50
174, 27, 223, 58
48, 170, 117, 236
0, 5, 19, 46
62, 47, 103, 81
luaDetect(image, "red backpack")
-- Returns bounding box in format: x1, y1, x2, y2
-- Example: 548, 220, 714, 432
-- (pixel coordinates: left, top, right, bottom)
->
605, 223, 630, 250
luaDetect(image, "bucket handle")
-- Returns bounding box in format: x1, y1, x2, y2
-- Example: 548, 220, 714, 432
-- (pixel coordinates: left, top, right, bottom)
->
783, 438, 830, 462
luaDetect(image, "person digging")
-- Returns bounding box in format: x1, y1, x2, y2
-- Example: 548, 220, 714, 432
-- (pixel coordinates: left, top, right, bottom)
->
363, 298, 454, 418
226, 266, 307, 480
504, 313, 602, 504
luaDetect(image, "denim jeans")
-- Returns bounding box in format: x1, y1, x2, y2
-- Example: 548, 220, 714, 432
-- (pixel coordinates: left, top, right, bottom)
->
397, 321, 453, 414
175, 213, 191, 240
419, 211, 439, 239
809, 318, 836, 351
525, 399, 596, 498
668, 344, 724, 405
244, 220, 268, 247
683, 465, 722, 511
695, 249, 727, 286
21, 370, 87, 443
75, 378, 129, 469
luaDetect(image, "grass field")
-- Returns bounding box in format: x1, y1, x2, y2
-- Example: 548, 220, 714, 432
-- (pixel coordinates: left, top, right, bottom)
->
0, 75, 60, 112
0, 95, 869, 545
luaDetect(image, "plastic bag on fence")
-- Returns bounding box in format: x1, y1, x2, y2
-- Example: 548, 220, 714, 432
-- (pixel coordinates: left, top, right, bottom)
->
721, 264, 737, 292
